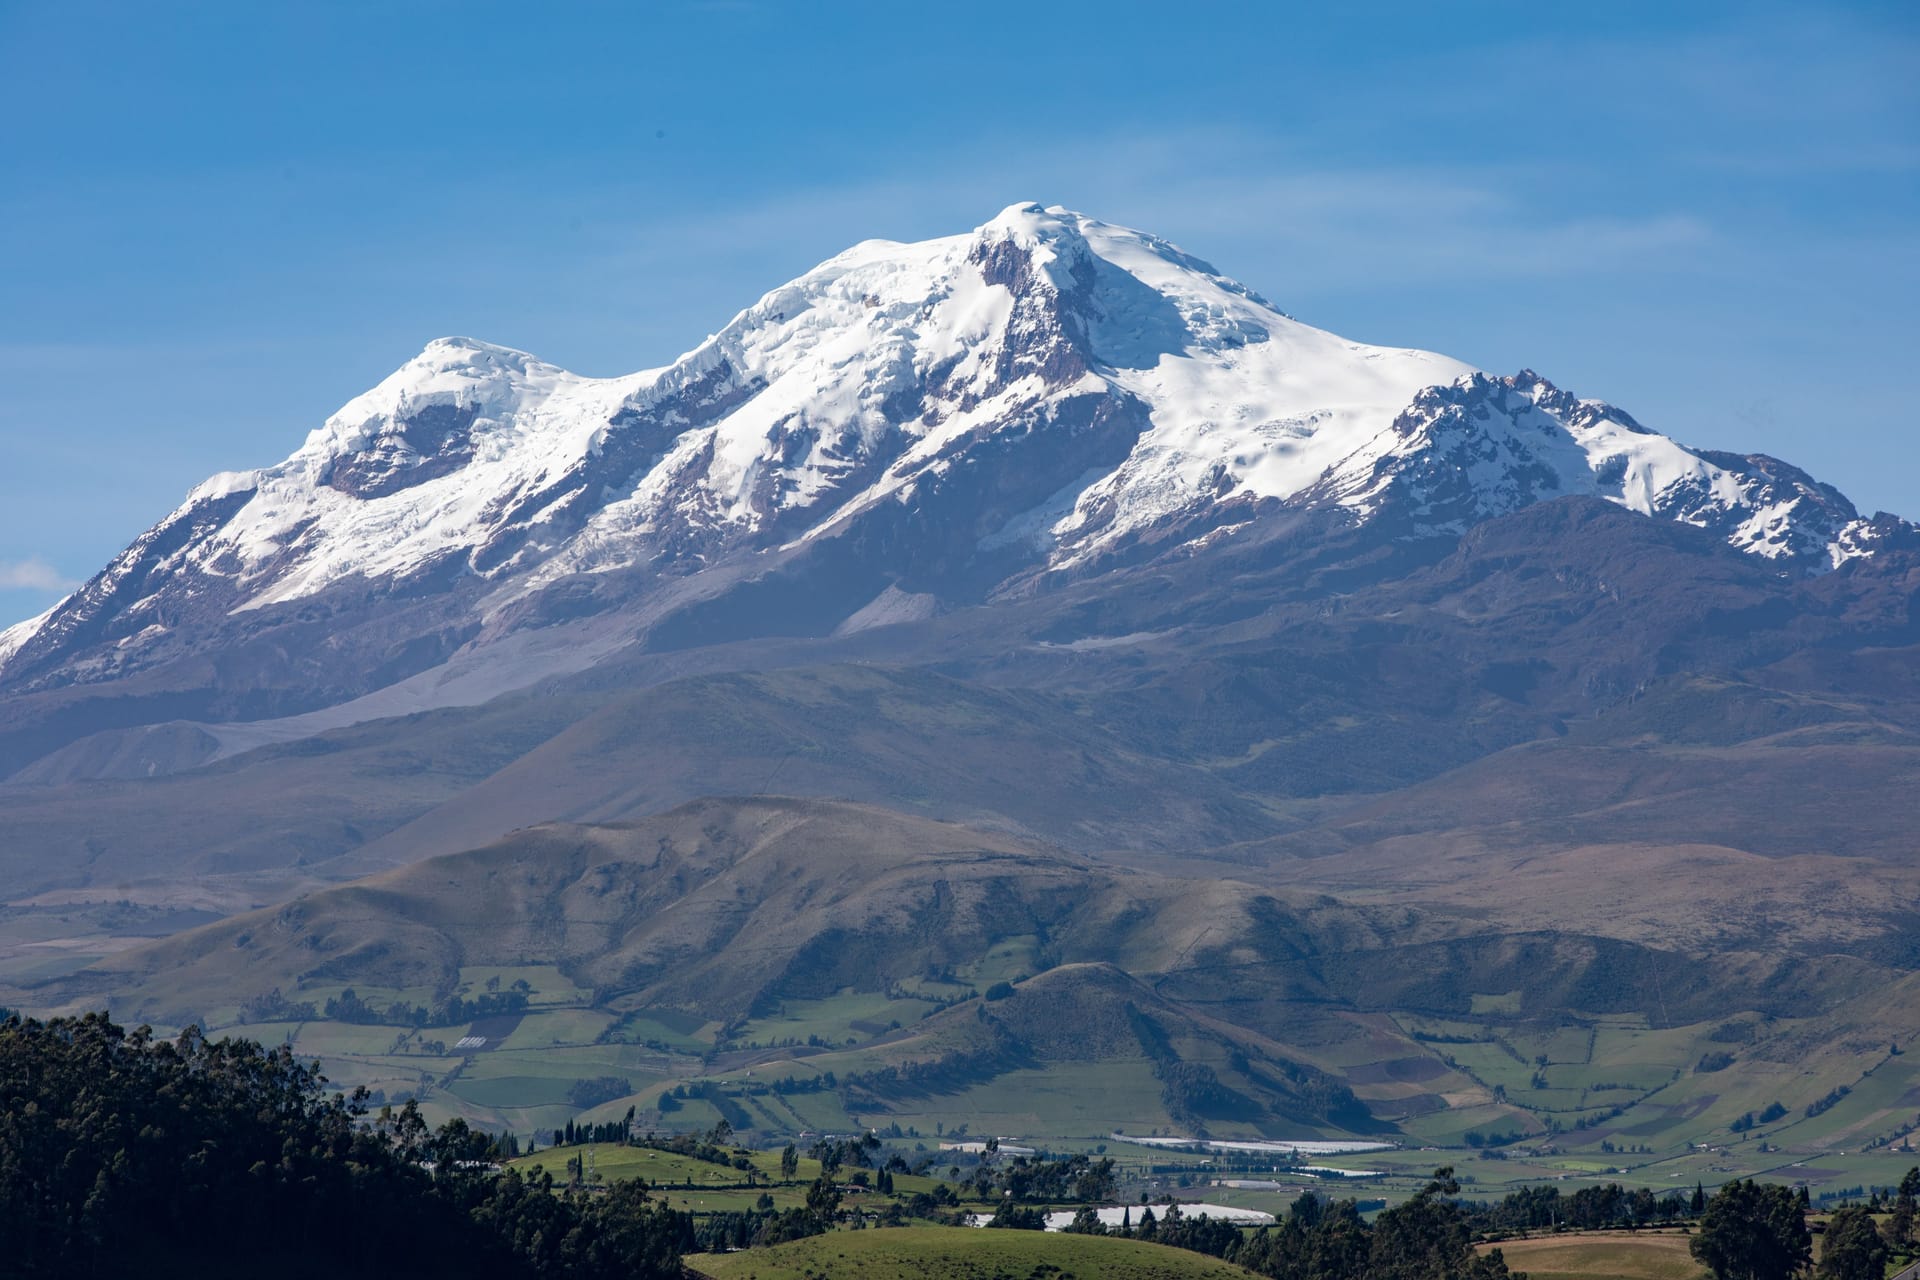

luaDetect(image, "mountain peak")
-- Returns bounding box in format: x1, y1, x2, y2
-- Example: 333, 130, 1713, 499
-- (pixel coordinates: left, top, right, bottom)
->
377, 334, 559, 401
975, 201, 1095, 245
420, 334, 529, 357
1, 206, 1902, 711
983, 199, 1055, 226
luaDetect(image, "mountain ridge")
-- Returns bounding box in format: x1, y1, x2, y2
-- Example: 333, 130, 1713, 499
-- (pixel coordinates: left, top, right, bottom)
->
28, 794, 1920, 1152
2, 204, 1905, 743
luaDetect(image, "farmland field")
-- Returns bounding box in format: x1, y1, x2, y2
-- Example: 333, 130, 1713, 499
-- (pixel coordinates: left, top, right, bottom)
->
1481, 1232, 1705, 1280
687, 1226, 1258, 1279
499, 1007, 615, 1048
865, 1061, 1172, 1136
513, 1142, 782, 1188
729, 990, 946, 1049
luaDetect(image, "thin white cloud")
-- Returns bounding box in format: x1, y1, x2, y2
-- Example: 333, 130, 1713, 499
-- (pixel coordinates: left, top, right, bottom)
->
0, 558, 79, 592
590, 135, 1717, 305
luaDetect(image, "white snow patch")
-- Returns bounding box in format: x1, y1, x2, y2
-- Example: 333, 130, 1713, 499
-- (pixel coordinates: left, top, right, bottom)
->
0, 597, 66, 671
833, 585, 940, 636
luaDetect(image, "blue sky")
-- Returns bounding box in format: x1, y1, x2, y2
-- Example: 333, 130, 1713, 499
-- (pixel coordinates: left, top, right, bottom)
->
1, 0, 1915, 625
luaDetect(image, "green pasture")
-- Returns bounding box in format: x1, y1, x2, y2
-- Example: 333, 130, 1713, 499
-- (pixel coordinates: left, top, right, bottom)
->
280, 1020, 414, 1055
964, 935, 1043, 987
123, 952, 1920, 1189
514, 1142, 781, 1188
500, 1007, 614, 1048
688, 1226, 1259, 1279
459, 1042, 669, 1080
730, 989, 941, 1050
763, 1087, 859, 1132
449, 1074, 579, 1109
602, 1007, 715, 1051
861, 1060, 1171, 1136
452, 964, 590, 1005
1483, 1231, 1705, 1280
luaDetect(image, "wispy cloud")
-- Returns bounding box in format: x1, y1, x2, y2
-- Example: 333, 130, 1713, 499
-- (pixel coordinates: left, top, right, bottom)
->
589, 132, 1718, 306
0, 558, 78, 592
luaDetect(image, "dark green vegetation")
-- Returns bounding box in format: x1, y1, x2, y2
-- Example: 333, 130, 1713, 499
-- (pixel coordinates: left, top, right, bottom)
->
1812, 1206, 1885, 1280
1688, 1181, 1810, 1280
1228, 1171, 1520, 1280
0, 1012, 689, 1279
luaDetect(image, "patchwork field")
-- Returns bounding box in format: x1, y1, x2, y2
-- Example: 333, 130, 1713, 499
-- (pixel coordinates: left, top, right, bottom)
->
159, 966, 1920, 1196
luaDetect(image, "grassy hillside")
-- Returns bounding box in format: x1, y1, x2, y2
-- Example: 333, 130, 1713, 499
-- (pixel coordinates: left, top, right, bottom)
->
15, 791, 1919, 1186
686, 1226, 1257, 1279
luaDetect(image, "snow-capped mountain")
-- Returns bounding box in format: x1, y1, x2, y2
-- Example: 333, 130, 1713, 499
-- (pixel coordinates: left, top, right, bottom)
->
0, 203, 1902, 702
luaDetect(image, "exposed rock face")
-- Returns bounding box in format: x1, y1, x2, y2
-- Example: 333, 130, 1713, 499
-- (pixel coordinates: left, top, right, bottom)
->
327, 402, 481, 498
1308, 371, 1873, 559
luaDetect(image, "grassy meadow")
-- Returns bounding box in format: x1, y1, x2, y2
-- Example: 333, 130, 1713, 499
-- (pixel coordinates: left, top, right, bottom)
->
1479, 1233, 1705, 1280
685, 1226, 1258, 1279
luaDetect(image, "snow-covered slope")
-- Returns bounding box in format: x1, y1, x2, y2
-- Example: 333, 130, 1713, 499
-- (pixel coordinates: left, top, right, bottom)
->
203, 338, 657, 610
0, 601, 62, 672
1311, 370, 1876, 563
0, 203, 1899, 695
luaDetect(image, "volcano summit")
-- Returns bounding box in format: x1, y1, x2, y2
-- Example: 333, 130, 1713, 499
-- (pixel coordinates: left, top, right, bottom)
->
3, 204, 1903, 746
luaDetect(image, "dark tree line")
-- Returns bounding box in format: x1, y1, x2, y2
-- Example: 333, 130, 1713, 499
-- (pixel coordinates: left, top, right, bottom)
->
0, 1013, 688, 1280
1892, 1166, 1920, 1249
556, 1108, 637, 1148
764, 1071, 838, 1095
323, 985, 530, 1028
959, 1152, 1118, 1204
839, 1045, 1018, 1105
1689, 1180, 1809, 1280
1235, 1172, 1519, 1280
1730, 1102, 1790, 1133
237, 985, 534, 1029
1816, 1206, 1885, 1280
1682, 1174, 1920, 1280
1468, 1180, 1697, 1232
1050, 1170, 1523, 1280
809, 1130, 882, 1174
1002, 1167, 1894, 1280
